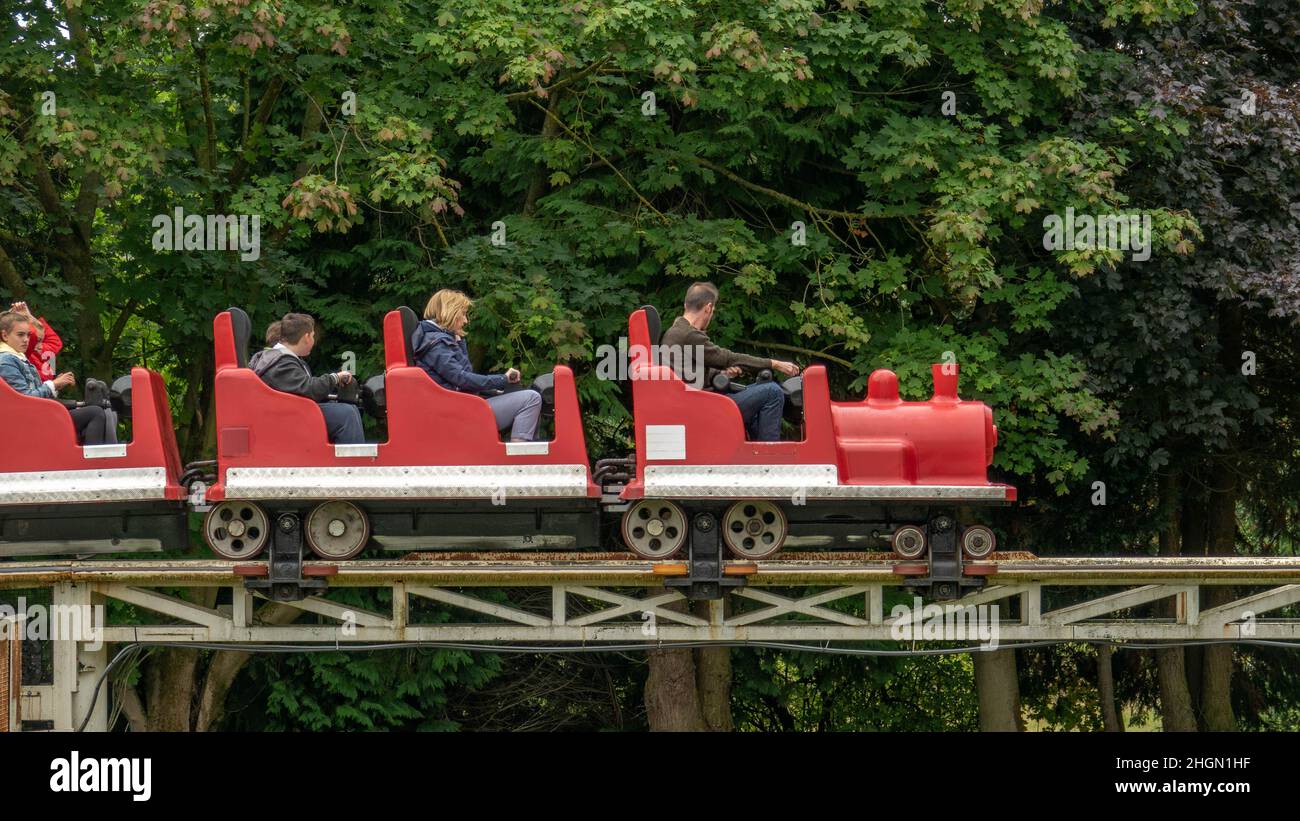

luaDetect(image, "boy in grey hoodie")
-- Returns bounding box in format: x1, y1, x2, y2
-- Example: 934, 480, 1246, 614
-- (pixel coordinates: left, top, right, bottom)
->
249, 313, 364, 445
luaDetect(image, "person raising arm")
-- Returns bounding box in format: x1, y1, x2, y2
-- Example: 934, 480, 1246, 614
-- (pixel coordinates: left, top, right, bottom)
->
0, 310, 107, 445
8, 301, 63, 381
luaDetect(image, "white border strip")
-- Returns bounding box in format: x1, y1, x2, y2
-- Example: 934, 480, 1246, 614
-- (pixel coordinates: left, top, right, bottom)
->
0, 467, 170, 504
642, 464, 1008, 500
224, 464, 590, 499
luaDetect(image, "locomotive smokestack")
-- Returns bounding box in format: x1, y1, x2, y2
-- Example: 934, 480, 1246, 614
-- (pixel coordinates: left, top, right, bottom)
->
931, 363, 959, 402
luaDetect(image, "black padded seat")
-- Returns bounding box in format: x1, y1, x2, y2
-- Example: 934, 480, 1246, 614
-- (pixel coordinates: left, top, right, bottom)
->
227, 307, 252, 368
641, 304, 662, 345
398, 306, 419, 366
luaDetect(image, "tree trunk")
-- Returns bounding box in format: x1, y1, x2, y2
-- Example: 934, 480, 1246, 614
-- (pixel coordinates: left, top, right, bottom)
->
645, 647, 707, 731
29, 162, 106, 378
693, 601, 732, 731
1181, 487, 1207, 719
0, 244, 28, 298
118, 684, 149, 733
1197, 303, 1242, 732
69, 261, 109, 379
1097, 644, 1124, 732
693, 647, 732, 731
178, 353, 212, 459
1200, 463, 1238, 731
1199, 643, 1236, 731
195, 603, 302, 730
973, 648, 1023, 731
645, 598, 734, 732
1156, 649, 1198, 731
144, 647, 200, 731
522, 91, 564, 216
126, 602, 302, 731
1156, 470, 1198, 731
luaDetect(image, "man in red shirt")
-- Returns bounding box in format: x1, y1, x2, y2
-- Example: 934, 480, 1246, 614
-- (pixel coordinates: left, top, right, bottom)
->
8, 301, 62, 380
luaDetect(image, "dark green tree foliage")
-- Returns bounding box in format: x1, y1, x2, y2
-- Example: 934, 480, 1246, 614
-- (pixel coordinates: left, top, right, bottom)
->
228, 647, 498, 731
226, 588, 504, 731
1025, 0, 1300, 728
442, 652, 650, 731
1016, 644, 1158, 731
732, 649, 979, 731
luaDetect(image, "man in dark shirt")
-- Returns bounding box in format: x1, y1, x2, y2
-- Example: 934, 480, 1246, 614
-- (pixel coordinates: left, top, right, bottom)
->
248, 313, 364, 444
658, 282, 800, 441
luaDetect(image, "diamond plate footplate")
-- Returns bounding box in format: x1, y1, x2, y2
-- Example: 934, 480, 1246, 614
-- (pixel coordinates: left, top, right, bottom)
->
0, 467, 170, 504
223, 464, 591, 499
641, 464, 1008, 500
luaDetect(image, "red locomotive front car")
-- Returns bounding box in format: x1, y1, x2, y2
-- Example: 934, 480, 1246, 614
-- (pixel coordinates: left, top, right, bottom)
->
618, 306, 1014, 594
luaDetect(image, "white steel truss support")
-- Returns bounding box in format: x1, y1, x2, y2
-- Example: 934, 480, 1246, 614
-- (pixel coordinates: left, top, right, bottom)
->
564, 587, 706, 628
1042, 585, 1196, 625
4, 557, 1297, 731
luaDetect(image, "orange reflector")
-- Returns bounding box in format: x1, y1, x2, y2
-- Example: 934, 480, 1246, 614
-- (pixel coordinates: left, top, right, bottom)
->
892, 564, 929, 576
653, 563, 689, 576
303, 564, 338, 577
964, 564, 997, 576
233, 564, 267, 577
724, 563, 758, 576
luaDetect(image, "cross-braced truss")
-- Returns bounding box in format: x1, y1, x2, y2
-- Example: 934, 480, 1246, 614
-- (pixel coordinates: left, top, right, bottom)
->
4, 555, 1300, 730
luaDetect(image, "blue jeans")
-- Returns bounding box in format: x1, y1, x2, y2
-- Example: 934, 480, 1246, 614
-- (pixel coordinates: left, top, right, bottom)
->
729, 381, 784, 441
319, 401, 365, 444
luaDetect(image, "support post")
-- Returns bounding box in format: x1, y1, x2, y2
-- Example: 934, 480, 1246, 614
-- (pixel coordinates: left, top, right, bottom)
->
242, 510, 326, 602
51, 582, 107, 732
664, 510, 746, 600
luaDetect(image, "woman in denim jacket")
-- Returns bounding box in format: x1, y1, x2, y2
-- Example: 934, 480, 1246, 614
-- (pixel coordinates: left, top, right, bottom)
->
0, 310, 108, 445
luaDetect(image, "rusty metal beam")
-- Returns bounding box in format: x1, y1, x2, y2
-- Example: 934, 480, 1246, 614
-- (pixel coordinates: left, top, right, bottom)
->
5, 554, 1300, 590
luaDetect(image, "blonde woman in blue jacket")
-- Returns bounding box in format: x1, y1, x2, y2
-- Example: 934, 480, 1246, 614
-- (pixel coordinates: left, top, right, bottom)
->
410, 290, 541, 442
